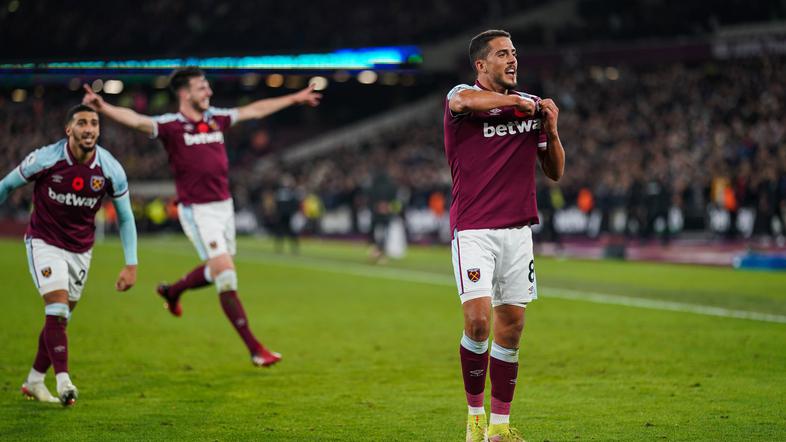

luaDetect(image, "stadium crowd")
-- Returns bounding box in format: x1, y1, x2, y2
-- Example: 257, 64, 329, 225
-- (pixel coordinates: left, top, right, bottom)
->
3, 1, 781, 61
255, 55, 786, 241
2, 55, 785, 242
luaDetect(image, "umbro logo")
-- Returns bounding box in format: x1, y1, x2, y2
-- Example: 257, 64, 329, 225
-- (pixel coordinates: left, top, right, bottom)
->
52, 174, 63, 183
489, 108, 502, 115
54, 345, 66, 353
469, 369, 485, 377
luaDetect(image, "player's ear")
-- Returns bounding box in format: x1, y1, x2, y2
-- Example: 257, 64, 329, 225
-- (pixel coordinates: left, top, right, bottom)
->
475, 59, 485, 73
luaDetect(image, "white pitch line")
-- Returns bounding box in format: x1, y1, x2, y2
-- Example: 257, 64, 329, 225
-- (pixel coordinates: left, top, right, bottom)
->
151, 245, 786, 325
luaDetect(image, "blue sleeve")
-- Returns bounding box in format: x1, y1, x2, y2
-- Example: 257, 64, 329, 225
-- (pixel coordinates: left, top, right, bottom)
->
99, 147, 129, 198
112, 193, 138, 265
0, 168, 28, 204
18, 141, 66, 181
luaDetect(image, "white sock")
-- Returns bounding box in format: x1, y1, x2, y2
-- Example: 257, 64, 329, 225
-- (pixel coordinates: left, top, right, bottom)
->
468, 406, 485, 415
27, 368, 45, 384
55, 372, 72, 391
490, 413, 510, 425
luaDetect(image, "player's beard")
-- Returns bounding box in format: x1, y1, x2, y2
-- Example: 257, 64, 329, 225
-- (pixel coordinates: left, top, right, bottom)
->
494, 70, 517, 91
76, 135, 97, 153
190, 97, 210, 112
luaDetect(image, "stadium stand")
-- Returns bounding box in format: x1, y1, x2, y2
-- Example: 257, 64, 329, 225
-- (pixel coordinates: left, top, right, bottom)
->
2, 0, 786, 247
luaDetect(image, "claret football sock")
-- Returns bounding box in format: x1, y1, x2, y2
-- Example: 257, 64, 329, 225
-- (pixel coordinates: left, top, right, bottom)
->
43, 315, 68, 375
169, 264, 211, 298
460, 332, 490, 409
32, 326, 51, 374
490, 342, 519, 421
219, 290, 260, 353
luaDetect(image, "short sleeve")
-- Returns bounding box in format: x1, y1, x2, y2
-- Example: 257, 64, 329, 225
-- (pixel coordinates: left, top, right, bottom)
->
208, 107, 239, 130
446, 84, 476, 118
447, 84, 474, 101
151, 114, 180, 140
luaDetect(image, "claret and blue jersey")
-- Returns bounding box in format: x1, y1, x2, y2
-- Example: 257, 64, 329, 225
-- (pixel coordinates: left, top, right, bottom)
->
16, 139, 129, 253
444, 81, 548, 234
151, 106, 237, 205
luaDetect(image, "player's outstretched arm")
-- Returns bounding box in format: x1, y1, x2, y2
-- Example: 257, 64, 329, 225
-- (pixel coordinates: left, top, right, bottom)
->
112, 193, 138, 291
0, 167, 28, 204
82, 85, 156, 136
537, 98, 565, 181
235, 83, 322, 123
449, 89, 536, 116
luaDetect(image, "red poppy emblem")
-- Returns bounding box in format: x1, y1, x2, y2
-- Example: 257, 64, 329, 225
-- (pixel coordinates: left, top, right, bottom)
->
197, 122, 210, 133
72, 176, 84, 191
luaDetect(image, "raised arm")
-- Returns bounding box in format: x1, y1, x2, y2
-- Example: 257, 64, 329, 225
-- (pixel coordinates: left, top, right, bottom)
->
449, 88, 536, 116
235, 84, 322, 123
82, 85, 156, 136
537, 99, 565, 182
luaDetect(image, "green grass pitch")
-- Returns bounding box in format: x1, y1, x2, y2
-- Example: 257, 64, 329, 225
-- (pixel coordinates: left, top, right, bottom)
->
0, 236, 784, 440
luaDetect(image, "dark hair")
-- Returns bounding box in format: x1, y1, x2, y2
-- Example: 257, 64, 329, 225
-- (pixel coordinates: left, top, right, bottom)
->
65, 104, 98, 125
169, 67, 205, 93
469, 29, 511, 70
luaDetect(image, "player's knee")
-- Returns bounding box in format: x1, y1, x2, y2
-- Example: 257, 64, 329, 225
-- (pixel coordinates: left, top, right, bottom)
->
208, 254, 234, 278
214, 269, 237, 293
495, 323, 523, 347
44, 302, 69, 319
465, 315, 490, 341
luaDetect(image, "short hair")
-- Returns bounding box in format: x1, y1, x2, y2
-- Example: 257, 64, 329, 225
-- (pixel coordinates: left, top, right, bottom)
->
469, 29, 511, 70
169, 67, 205, 93
65, 104, 98, 125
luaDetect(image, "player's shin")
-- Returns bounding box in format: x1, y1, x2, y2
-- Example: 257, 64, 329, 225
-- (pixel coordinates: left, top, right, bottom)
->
31, 326, 51, 375
168, 264, 212, 297
42, 303, 71, 387
215, 270, 259, 351
489, 342, 519, 424
460, 332, 489, 414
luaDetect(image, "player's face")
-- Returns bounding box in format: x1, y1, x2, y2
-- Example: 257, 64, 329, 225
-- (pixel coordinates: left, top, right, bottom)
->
65, 111, 100, 152
185, 76, 213, 112
483, 37, 518, 90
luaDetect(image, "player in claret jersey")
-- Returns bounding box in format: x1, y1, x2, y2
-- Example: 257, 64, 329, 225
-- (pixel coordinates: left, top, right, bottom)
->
0, 105, 138, 406
444, 30, 565, 441
83, 67, 321, 368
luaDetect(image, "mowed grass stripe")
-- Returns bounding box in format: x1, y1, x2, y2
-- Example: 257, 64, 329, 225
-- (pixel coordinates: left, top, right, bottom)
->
146, 242, 786, 325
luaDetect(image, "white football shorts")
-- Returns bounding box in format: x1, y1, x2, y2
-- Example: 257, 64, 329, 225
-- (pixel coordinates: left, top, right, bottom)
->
178, 198, 236, 260
25, 237, 92, 301
451, 226, 538, 307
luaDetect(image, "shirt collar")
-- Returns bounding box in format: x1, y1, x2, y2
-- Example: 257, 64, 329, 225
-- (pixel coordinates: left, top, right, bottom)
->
64, 140, 99, 168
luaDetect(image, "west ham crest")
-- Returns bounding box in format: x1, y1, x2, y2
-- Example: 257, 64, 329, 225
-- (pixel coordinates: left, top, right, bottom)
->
90, 175, 105, 192
209, 241, 218, 250
467, 268, 481, 282
41, 267, 52, 278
